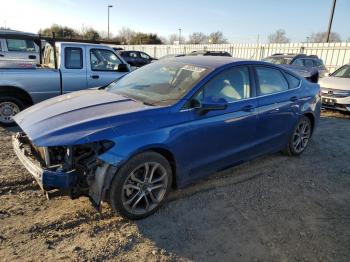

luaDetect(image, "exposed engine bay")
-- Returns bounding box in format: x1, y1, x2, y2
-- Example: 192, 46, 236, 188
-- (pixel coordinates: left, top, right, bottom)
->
14, 133, 115, 204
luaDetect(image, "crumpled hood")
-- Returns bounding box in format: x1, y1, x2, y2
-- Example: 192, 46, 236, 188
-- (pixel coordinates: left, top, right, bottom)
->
14, 90, 153, 146
319, 76, 350, 91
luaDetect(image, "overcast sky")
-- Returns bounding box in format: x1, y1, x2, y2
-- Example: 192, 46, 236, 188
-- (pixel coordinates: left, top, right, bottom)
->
1, 0, 349, 43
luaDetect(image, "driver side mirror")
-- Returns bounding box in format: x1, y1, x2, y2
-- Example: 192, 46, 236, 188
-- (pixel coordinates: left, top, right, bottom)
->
195, 96, 228, 116
117, 63, 130, 72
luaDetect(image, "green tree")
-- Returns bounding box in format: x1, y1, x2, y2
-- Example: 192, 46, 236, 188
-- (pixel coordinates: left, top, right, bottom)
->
130, 33, 163, 45
80, 26, 100, 40
39, 24, 80, 39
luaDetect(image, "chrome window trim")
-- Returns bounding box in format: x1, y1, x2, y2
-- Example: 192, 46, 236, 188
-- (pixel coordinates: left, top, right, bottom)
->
257, 80, 301, 98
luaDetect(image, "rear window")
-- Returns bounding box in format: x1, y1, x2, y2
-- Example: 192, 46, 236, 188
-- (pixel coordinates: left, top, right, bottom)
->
6, 39, 36, 52
65, 47, 83, 69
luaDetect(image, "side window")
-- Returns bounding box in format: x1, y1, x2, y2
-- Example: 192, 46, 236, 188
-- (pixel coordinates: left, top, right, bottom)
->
200, 67, 251, 103
256, 67, 289, 95
6, 39, 36, 52
129, 52, 139, 58
313, 59, 324, 68
90, 49, 122, 71
284, 73, 301, 89
304, 59, 314, 67
292, 59, 304, 66
65, 47, 83, 69
140, 52, 151, 60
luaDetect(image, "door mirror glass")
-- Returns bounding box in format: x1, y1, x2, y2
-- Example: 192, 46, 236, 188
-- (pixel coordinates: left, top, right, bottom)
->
196, 96, 228, 115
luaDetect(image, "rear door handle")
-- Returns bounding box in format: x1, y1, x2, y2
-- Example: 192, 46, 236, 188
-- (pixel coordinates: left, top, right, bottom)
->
290, 96, 298, 102
91, 75, 99, 79
241, 105, 255, 112
0, 54, 4, 57
28, 55, 36, 59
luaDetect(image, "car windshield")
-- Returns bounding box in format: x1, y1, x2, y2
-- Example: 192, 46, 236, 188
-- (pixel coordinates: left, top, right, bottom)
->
263, 57, 293, 65
107, 60, 211, 106
331, 65, 350, 78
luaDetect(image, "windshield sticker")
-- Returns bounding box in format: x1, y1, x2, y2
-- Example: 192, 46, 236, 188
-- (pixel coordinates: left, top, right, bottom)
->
181, 65, 206, 73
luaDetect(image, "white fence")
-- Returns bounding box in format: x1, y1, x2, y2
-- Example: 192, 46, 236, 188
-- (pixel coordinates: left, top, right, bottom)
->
115, 42, 350, 72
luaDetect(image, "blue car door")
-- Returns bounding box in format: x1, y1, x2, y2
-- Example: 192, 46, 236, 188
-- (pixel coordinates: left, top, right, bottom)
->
178, 66, 259, 181
254, 66, 300, 153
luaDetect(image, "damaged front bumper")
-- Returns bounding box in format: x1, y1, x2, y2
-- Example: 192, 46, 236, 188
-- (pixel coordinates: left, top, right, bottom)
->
12, 133, 77, 191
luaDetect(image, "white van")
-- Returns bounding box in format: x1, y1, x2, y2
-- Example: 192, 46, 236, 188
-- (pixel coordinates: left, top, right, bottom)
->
0, 30, 40, 63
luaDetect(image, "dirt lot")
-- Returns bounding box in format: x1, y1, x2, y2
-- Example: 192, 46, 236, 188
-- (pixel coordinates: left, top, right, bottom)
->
0, 110, 349, 262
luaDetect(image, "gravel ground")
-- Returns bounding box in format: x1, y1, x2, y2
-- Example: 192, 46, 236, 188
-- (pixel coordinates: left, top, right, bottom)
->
0, 110, 349, 262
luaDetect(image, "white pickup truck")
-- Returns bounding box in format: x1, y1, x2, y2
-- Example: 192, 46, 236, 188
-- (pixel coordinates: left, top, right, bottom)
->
0, 39, 130, 126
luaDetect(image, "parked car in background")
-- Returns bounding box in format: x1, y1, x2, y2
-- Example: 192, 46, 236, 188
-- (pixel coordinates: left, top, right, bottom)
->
159, 53, 186, 59
0, 30, 40, 63
159, 51, 231, 60
262, 53, 328, 78
118, 50, 157, 67
13, 57, 321, 219
319, 64, 350, 112
0, 41, 130, 126
189, 50, 232, 57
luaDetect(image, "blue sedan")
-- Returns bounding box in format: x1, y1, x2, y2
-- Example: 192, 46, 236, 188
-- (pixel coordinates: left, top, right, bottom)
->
13, 56, 321, 219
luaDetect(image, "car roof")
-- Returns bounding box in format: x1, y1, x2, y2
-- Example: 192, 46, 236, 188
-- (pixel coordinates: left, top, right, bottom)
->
56, 42, 113, 49
0, 29, 38, 38
269, 53, 320, 60
165, 56, 244, 68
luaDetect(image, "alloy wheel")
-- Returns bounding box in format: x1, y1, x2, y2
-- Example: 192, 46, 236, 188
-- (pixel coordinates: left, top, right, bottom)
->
122, 162, 168, 215
292, 120, 311, 154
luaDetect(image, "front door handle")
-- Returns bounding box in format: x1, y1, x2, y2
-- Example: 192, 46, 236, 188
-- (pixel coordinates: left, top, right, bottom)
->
91, 75, 99, 79
0, 54, 4, 57
241, 105, 255, 112
28, 55, 36, 59
290, 96, 298, 102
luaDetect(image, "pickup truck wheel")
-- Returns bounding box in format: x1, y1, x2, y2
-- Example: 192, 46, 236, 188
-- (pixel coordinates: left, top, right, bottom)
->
0, 97, 24, 127
109, 152, 172, 220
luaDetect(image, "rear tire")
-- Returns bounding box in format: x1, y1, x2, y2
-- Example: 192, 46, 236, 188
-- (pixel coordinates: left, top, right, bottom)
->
283, 116, 312, 156
0, 97, 24, 127
109, 152, 173, 220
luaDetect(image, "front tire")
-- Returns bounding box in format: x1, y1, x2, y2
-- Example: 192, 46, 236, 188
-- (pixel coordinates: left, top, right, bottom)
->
0, 97, 24, 127
109, 152, 173, 220
284, 116, 312, 156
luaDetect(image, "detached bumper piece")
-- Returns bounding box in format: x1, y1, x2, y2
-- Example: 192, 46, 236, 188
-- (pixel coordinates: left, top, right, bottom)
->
12, 133, 77, 191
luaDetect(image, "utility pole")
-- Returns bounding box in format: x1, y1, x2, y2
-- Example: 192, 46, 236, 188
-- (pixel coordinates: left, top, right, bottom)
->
326, 0, 336, 43
108, 5, 113, 39
178, 28, 182, 44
